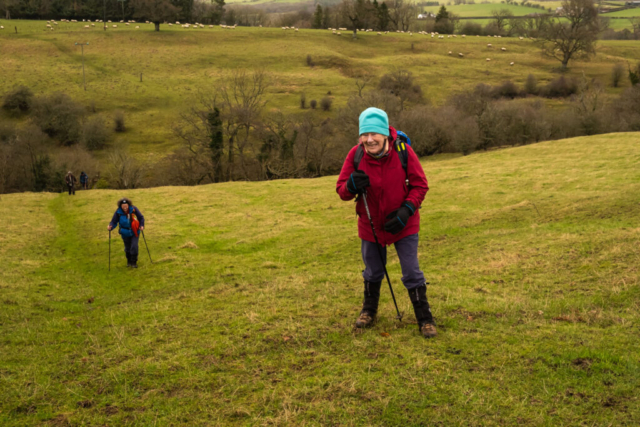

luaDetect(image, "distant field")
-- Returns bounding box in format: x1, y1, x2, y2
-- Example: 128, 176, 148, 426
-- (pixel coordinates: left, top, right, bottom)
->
602, 7, 640, 17
422, 3, 546, 17
1, 20, 639, 159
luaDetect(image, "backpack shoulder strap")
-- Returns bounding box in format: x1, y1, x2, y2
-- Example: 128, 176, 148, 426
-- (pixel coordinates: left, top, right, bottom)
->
353, 144, 364, 171
395, 139, 409, 173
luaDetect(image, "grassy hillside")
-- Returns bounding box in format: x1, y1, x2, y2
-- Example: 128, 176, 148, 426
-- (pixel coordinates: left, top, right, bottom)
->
1, 20, 640, 160
2, 132, 640, 425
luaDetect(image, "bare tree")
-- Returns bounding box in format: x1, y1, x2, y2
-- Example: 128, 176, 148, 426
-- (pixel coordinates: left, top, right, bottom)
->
217, 70, 269, 181
388, 0, 416, 32
107, 146, 145, 189
378, 69, 424, 111
354, 73, 374, 97
340, 0, 375, 38
538, 0, 601, 69
491, 8, 513, 34
629, 17, 640, 39
130, 0, 180, 31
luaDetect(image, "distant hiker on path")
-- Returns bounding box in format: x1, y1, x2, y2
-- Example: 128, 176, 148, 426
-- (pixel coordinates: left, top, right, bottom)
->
336, 107, 436, 338
65, 171, 77, 195
80, 171, 89, 190
108, 198, 145, 268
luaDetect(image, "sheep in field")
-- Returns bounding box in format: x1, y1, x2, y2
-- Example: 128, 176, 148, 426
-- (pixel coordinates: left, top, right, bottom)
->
448, 51, 452, 55
486, 58, 491, 61
459, 53, 464, 57
510, 62, 515, 66
487, 43, 492, 47
135, 26, 140, 29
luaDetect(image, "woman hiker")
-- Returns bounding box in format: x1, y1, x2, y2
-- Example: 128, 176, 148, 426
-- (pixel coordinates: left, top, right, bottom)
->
108, 198, 145, 268
335, 107, 437, 338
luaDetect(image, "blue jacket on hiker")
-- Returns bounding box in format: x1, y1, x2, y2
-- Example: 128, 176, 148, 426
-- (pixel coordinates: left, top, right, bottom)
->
109, 206, 145, 238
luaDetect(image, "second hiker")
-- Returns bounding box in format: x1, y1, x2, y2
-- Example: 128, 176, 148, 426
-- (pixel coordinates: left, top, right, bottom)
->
107, 198, 145, 268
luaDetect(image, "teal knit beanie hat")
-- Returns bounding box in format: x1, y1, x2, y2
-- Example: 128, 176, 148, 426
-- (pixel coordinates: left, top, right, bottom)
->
359, 107, 389, 136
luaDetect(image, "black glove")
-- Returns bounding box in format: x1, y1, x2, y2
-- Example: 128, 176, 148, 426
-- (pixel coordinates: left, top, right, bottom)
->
347, 170, 370, 194
384, 201, 416, 234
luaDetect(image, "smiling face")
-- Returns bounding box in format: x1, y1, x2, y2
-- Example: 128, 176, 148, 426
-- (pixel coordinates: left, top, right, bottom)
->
121, 203, 129, 213
359, 132, 388, 156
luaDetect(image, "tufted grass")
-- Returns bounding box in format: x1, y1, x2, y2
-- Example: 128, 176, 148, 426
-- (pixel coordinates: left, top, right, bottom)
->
1, 132, 640, 425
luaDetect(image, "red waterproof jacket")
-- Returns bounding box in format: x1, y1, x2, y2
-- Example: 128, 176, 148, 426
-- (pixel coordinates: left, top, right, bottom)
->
336, 126, 429, 246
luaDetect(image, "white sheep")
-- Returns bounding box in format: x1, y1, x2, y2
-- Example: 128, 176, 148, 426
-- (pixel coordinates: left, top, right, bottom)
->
112, 24, 117, 28
209, 25, 213, 28
91, 23, 95, 26
459, 53, 464, 57
501, 47, 506, 51
377, 32, 381, 35
486, 58, 491, 61
337, 31, 342, 36
510, 62, 514, 66
448, 51, 452, 55
84, 25, 89, 28
462, 35, 466, 38
135, 25, 140, 29
1, 26, 4, 29
519, 36, 523, 40
487, 43, 492, 47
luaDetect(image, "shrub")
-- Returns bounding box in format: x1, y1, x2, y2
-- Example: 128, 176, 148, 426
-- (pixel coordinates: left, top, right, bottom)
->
31, 93, 84, 145
82, 116, 111, 150
300, 93, 306, 109
612, 64, 625, 88
114, 110, 126, 132
525, 74, 538, 95
310, 99, 317, 109
321, 96, 332, 111
2, 86, 34, 115
540, 76, 578, 98
94, 178, 110, 189
492, 80, 521, 99
460, 21, 483, 35
629, 62, 640, 87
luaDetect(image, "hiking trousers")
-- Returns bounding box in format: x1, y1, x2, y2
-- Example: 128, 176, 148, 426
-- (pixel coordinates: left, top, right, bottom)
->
361, 233, 425, 290
122, 235, 139, 260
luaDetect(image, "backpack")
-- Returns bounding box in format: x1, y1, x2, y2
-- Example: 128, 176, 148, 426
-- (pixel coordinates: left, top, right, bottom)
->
353, 131, 411, 178
117, 207, 140, 237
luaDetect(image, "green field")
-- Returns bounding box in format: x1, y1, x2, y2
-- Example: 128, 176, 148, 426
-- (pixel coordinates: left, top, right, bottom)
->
2, 20, 639, 160
2, 132, 640, 424
602, 7, 640, 17
422, 3, 547, 17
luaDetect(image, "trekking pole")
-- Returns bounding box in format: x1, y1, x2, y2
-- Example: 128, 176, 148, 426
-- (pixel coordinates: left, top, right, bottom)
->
362, 192, 403, 321
108, 229, 111, 272
141, 230, 153, 264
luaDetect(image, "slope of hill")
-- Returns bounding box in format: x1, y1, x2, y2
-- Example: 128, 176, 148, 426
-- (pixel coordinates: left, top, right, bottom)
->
2, 132, 640, 425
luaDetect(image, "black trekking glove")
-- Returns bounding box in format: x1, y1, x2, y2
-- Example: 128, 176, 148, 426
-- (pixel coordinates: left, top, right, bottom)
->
347, 170, 370, 194
384, 201, 416, 234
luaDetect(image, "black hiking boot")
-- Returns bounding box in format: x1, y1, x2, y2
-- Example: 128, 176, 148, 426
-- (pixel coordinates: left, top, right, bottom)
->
131, 254, 138, 268
355, 280, 382, 328
126, 253, 132, 268
408, 285, 437, 338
